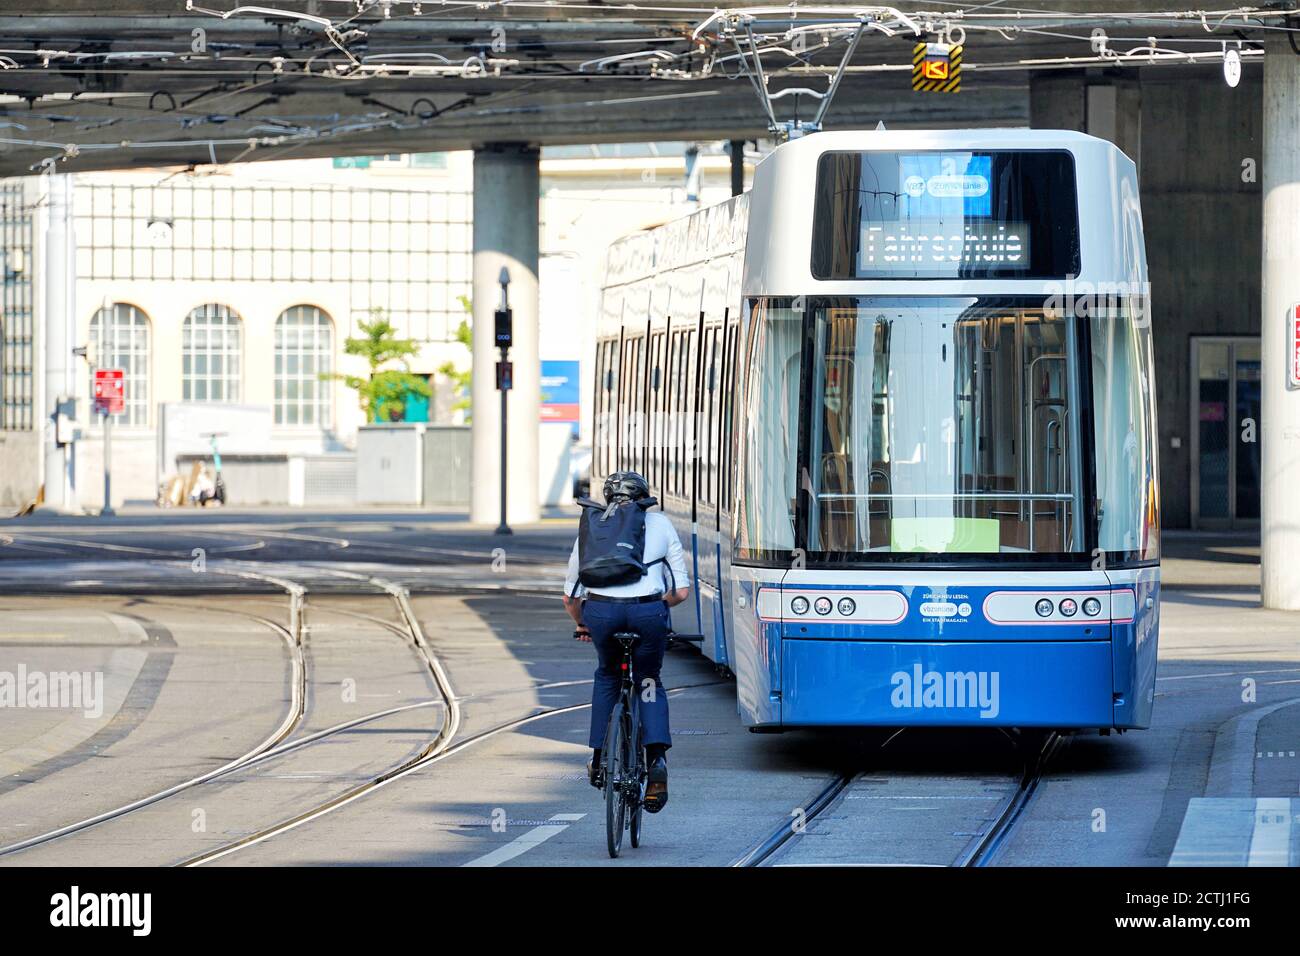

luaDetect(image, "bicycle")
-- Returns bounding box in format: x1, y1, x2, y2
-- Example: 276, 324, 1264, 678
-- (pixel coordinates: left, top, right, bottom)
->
600, 630, 647, 858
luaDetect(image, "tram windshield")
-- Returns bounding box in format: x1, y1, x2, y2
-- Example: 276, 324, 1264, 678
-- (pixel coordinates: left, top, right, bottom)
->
735, 297, 1112, 561
807, 297, 1082, 555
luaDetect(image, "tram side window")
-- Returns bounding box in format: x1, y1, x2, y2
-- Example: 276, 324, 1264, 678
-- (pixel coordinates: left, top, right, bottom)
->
723, 320, 738, 507
592, 341, 602, 478
633, 336, 646, 475
648, 331, 664, 494
1091, 304, 1160, 561
626, 335, 642, 470
734, 300, 803, 559
702, 327, 720, 509
682, 328, 697, 500
663, 331, 676, 497
697, 328, 710, 508
596, 340, 615, 479
672, 331, 685, 498
618, 338, 636, 471
674, 329, 688, 498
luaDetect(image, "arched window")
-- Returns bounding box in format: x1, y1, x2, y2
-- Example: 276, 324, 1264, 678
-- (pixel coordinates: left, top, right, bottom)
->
274, 305, 333, 426
89, 303, 150, 427
183, 304, 242, 402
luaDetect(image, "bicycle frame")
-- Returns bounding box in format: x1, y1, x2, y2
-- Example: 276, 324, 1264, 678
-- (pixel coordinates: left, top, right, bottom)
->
604, 632, 647, 857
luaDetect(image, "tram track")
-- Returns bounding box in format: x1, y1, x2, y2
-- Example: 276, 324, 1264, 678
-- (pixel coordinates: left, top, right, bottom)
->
0, 573, 451, 860
0, 572, 591, 864
0, 527, 563, 570
181, 668, 729, 865
730, 772, 855, 867
0, 568, 723, 865
954, 732, 1066, 867
733, 731, 1066, 868
0, 600, 308, 858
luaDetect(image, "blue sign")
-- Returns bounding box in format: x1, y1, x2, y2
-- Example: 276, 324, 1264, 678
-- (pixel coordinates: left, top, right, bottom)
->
541, 360, 580, 435
898, 153, 993, 218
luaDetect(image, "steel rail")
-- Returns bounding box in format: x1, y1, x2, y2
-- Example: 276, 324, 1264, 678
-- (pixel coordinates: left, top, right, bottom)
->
953, 730, 1065, 867
181, 670, 728, 866
730, 772, 855, 867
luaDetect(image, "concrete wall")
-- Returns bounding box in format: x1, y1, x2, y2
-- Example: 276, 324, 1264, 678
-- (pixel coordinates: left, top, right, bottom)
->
0, 430, 42, 508
1031, 67, 1263, 529
1138, 69, 1262, 529
73, 430, 157, 507
175, 454, 291, 506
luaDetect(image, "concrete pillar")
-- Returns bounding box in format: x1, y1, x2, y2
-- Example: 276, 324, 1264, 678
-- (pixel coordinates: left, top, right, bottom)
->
470, 143, 540, 526
1261, 39, 1300, 608
1029, 73, 1086, 131
729, 139, 745, 196
41, 174, 76, 512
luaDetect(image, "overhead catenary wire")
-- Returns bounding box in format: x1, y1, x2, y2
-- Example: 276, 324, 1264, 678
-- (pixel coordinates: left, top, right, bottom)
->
2, 3, 1299, 169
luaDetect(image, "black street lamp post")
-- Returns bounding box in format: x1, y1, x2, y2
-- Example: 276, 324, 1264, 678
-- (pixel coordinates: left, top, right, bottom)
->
494, 266, 513, 535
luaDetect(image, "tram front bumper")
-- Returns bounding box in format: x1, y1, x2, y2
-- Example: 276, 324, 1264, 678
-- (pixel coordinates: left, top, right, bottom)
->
779, 638, 1115, 728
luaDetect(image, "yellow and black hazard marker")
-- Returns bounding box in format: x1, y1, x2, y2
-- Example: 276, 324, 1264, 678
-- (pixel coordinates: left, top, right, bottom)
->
912, 42, 962, 93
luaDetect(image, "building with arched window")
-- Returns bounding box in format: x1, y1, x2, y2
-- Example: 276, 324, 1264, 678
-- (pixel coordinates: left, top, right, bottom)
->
0, 144, 747, 509
88, 303, 151, 427
182, 304, 242, 403
274, 305, 332, 427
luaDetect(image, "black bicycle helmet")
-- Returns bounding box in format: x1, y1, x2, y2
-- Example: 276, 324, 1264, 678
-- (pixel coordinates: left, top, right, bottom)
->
603, 471, 651, 504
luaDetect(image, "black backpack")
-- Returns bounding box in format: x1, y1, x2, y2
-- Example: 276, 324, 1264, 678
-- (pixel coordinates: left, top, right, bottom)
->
571, 496, 673, 595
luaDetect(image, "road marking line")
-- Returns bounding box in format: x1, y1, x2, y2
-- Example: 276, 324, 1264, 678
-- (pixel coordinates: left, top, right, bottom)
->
461, 813, 586, 868
1169, 798, 1257, 866
773, 862, 945, 867
1170, 797, 1297, 866
1205, 695, 1300, 797
1158, 667, 1300, 682
1247, 798, 1291, 867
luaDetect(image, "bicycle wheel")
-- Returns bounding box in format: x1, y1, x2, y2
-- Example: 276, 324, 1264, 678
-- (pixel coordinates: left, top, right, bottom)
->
628, 721, 646, 849
603, 700, 628, 858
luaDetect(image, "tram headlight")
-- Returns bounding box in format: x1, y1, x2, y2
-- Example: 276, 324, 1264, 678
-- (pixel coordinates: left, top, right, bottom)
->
837, 597, 856, 616
1035, 598, 1054, 618
1058, 598, 1078, 617
1082, 597, 1102, 617
813, 596, 833, 616
790, 596, 810, 616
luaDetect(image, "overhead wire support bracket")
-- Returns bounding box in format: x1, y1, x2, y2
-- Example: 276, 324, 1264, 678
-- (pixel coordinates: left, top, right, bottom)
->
812, 16, 867, 129
737, 19, 779, 133
726, 10, 875, 140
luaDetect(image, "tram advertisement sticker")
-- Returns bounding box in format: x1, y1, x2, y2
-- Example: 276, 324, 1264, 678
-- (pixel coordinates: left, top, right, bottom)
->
918, 590, 973, 624
912, 42, 962, 93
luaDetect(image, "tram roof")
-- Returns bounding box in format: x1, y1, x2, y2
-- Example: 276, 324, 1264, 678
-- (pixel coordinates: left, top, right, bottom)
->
604, 127, 1146, 300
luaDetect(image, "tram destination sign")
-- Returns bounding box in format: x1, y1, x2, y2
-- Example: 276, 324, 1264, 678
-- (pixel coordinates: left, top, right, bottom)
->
860, 220, 1029, 272
812, 150, 1081, 280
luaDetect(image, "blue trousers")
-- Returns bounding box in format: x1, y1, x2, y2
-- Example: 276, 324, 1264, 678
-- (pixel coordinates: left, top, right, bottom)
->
584, 598, 672, 750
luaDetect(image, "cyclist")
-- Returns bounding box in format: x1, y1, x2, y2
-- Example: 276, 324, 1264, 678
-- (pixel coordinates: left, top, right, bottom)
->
563, 471, 689, 813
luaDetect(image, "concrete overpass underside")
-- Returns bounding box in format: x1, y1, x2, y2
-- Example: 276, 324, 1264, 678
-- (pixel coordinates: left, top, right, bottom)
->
0, 1, 1286, 174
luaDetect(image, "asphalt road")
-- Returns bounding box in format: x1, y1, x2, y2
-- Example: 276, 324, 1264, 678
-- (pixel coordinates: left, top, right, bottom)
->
0, 512, 1294, 866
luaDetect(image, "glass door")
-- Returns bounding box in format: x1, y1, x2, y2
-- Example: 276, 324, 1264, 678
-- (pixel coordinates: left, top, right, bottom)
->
1191, 337, 1260, 529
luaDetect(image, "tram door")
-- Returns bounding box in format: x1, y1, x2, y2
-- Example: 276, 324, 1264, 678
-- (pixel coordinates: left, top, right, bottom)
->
1190, 337, 1261, 529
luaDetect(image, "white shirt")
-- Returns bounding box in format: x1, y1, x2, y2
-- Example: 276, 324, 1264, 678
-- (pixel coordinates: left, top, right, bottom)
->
564, 510, 690, 599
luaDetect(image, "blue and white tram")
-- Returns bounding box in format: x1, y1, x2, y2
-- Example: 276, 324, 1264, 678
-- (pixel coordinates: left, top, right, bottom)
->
591, 129, 1160, 731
